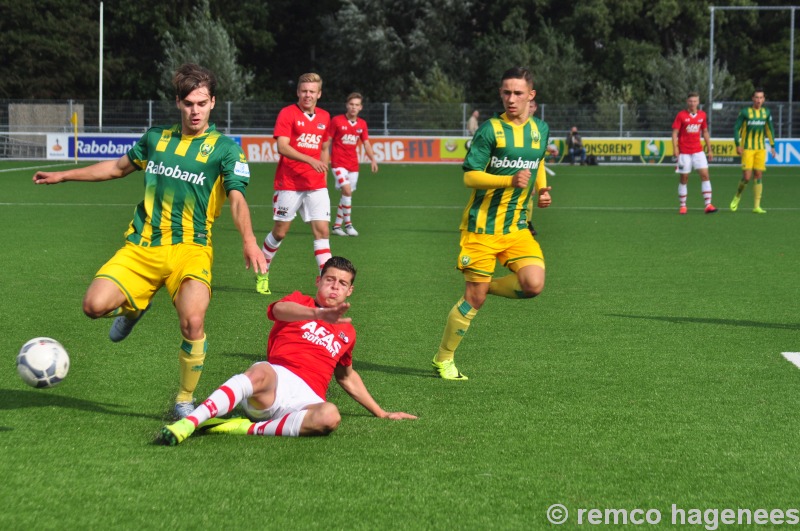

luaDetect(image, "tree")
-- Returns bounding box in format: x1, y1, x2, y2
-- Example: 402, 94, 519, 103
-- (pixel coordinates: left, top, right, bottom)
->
157, 0, 253, 102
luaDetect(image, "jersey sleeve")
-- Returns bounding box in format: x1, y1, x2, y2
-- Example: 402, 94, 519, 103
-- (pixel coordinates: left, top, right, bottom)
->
671, 113, 682, 131
361, 120, 369, 141
335, 331, 355, 367
534, 162, 547, 193
733, 110, 746, 146
273, 107, 293, 139
221, 142, 250, 195
766, 111, 776, 147
127, 129, 153, 170
462, 122, 494, 172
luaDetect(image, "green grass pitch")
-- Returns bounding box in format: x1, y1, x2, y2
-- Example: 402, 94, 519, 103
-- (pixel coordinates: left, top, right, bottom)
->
1, 160, 798, 528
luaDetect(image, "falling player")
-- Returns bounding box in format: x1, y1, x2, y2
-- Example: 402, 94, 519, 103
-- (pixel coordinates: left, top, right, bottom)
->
160, 257, 417, 445
671, 91, 717, 215
256, 73, 332, 295
329, 93, 379, 237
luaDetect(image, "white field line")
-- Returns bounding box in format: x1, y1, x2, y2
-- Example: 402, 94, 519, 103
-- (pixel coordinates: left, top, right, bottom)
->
782, 352, 800, 370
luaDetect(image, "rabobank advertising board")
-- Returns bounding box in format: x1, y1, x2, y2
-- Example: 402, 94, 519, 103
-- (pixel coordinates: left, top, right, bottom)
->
47, 134, 800, 166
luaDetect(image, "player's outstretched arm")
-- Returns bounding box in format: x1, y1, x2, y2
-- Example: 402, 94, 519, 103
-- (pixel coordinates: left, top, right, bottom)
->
334, 365, 418, 420
271, 300, 352, 324
33, 155, 136, 185
228, 190, 267, 274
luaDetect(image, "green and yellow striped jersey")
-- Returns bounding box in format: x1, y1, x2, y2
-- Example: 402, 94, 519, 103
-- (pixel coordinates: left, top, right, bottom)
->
125, 123, 250, 247
734, 106, 775, 150
460, 113, 550, 235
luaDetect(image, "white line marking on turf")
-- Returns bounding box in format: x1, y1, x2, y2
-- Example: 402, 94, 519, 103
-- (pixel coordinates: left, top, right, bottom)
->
0, 162, 80, 173
782, 352, 800, 369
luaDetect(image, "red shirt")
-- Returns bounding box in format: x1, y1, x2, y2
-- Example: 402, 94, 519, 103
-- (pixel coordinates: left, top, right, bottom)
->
266, 291, 356, 400
330, 114, 370, 172
672, 110, 707, 155
273, 104, 331, 190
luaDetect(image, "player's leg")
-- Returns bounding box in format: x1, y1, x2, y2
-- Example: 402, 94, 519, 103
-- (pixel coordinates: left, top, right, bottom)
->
332, 168, 350, 236
693, 152, 716, 213
433, 280, 486, 380
732, 152, 754, 212
159, 362, 276, 445
91, 244, 161, 341
172, 278, 211, 418
257, 191, 301, 294
752, 151, 766, 213
306, 189, 333, 272
675, 154, 691, 214
343, 172, 359, 235
489, 231, 545, 299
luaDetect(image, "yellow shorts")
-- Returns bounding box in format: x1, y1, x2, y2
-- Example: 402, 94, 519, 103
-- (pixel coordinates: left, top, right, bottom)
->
95, 242, 213, 311
456, 230, 544, 283
741, 149, 767, 171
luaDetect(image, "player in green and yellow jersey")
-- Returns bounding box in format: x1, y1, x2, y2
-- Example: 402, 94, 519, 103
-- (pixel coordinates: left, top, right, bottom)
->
432, 67, 552, 380
731, 88, 777, 214
33, 64, 267, 418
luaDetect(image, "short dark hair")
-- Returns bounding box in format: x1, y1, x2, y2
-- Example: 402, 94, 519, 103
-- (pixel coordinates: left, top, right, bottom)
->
687, 91, 699, 98
346, 92, 363, 103
321, 256, 357, 284
500, 67, 534, 89
753, 87, 765, 97
173, 64, 216, 100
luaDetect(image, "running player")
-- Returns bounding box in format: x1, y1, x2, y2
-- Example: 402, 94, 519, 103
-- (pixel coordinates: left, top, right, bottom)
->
32, 64, 266, 418
256, 73, 332, 295
432, 67, 552, 380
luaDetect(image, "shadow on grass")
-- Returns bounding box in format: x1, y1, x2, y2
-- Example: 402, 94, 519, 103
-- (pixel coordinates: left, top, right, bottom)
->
0, 388, 162, 420
353, 359, 432, 378
607, 314, 800, 330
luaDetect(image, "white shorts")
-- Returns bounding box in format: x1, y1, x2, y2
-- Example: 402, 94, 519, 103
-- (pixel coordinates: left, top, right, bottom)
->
675, 152, 709, 174
332, 167, 359, 191
272, 189, 330, 222
241, 363, 324, 421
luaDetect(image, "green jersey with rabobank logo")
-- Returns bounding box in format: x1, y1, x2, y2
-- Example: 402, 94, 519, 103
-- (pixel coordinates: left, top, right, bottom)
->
125, 123, 250, 247
461, 113, 550, 235
734, 106, 775, 150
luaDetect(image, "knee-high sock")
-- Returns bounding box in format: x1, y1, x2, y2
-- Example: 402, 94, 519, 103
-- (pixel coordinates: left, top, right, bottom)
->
754, 179, 763, 208
177, 335, 207, 403
336, 195, 352, 227
185, 373, 253, 427
488, 274, 530, 299
261, 232, 281, 272
247, 411, 307, 437
314, 239, 331, 271
435, 298, 478, 363
735, 178, 748, 198
678, 183, 688, 207
701, 180, 712, 206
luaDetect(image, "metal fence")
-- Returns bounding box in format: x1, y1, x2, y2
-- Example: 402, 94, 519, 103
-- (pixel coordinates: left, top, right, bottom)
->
2, 99, 798, 138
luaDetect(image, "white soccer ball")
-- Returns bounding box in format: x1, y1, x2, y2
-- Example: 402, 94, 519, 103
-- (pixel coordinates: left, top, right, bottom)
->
17, 337, 70, 388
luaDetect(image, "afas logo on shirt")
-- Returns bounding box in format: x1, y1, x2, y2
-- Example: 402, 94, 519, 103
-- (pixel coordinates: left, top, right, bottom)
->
685, 124, 701, 133
296, 133, 323, 150
300, 321, 347, 356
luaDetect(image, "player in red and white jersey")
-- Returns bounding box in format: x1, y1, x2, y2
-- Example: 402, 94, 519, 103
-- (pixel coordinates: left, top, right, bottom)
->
329, 93, 379, 237
671, 91, 716, 215
159, 257, 417, 445
256, 73, 333, 295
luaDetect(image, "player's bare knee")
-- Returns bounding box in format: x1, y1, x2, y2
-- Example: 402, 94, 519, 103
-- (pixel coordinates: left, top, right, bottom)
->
82, 297, 107, 319
244, 363, 274, 392
310, 403, 341, 435
520, 280, 544, 298
180, 315, 204, 338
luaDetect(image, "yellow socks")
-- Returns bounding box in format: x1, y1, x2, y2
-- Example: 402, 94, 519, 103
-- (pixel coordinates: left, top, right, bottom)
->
753, 179, 763, 209
177, 335, 207, 403
489, 274, 526, 299
435, 298, 477, 363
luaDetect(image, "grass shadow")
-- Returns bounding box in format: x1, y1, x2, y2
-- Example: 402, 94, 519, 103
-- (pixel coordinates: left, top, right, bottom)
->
0, 388, 162, 420
607, 314, 800, 330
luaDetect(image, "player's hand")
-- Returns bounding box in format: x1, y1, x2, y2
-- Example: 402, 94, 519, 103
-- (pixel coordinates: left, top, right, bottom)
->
770, 147, 776, 159
309, 159, 328, 173
32, 171, 64, 185
371, 160, 379, 173
243, 241, 267, 274
537, 188, 552, 208
736, 146, 744, 156
511, 169, 531, 188
707, 150, 713, 161
317, 302, 351, 324
383, 411, 418, 420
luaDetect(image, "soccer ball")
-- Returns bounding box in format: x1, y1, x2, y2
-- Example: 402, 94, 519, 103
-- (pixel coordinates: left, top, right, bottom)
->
17, 337, 70, 388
